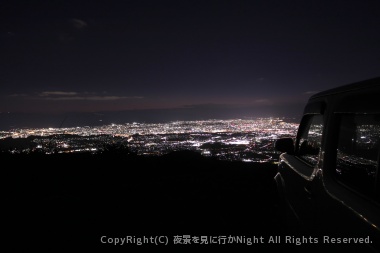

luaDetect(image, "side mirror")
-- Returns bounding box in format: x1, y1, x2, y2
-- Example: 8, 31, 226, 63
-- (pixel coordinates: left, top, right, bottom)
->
274, 138, 295, 154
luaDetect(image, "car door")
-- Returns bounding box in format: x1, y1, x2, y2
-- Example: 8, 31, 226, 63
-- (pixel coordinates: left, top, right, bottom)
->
318, 111, 380, 250
278, 113, 324, 234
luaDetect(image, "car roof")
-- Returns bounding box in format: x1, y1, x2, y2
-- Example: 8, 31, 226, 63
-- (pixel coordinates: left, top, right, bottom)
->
310, 77, 380, 99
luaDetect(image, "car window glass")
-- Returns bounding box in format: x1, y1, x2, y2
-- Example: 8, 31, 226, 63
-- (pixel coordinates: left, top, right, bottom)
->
297, 115, 324, 167
336, 114, 380, 201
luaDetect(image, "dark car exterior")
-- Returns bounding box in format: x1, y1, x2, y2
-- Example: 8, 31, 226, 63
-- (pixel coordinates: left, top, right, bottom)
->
274, 77, 380, 252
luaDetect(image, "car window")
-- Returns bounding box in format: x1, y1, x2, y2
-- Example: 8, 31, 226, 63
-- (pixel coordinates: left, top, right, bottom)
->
335, 114, 380, 201
297, 114, 324, 167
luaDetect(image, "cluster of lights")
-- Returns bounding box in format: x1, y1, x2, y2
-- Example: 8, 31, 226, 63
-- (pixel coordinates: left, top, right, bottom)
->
1, 118, 299, 162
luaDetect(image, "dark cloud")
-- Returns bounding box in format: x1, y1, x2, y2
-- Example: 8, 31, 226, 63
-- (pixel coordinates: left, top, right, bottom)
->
37, 91, 143, 101
9, 93, 28, 97
58, 18, 88, 41
43, 96, 143, 101
39, 91, 79, 96
69, 18, 87, 30
9, 91, 143, 101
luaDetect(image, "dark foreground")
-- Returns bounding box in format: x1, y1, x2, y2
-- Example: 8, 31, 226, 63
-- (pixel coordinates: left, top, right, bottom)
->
4, 151, 282, 248
4, 151, 370, 252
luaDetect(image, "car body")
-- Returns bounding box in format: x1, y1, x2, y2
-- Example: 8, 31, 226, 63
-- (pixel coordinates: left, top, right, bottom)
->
274, 77, 380, 251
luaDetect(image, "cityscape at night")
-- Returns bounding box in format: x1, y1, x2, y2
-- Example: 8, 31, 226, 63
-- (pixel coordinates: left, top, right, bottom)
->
3, 0, 380, 250
0, 117, 298, 163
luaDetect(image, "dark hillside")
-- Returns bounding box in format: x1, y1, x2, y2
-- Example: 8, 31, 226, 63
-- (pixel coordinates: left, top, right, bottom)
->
4, 151, 288, 250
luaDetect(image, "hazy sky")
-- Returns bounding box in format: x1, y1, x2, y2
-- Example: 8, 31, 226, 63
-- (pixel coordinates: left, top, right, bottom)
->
1, 0, 380, 129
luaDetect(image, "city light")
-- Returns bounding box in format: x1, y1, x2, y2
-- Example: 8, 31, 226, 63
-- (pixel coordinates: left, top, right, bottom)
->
0, 118, 299, 163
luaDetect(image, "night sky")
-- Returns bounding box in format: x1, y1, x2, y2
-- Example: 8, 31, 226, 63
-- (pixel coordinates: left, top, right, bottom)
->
1, 0, 380, 129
